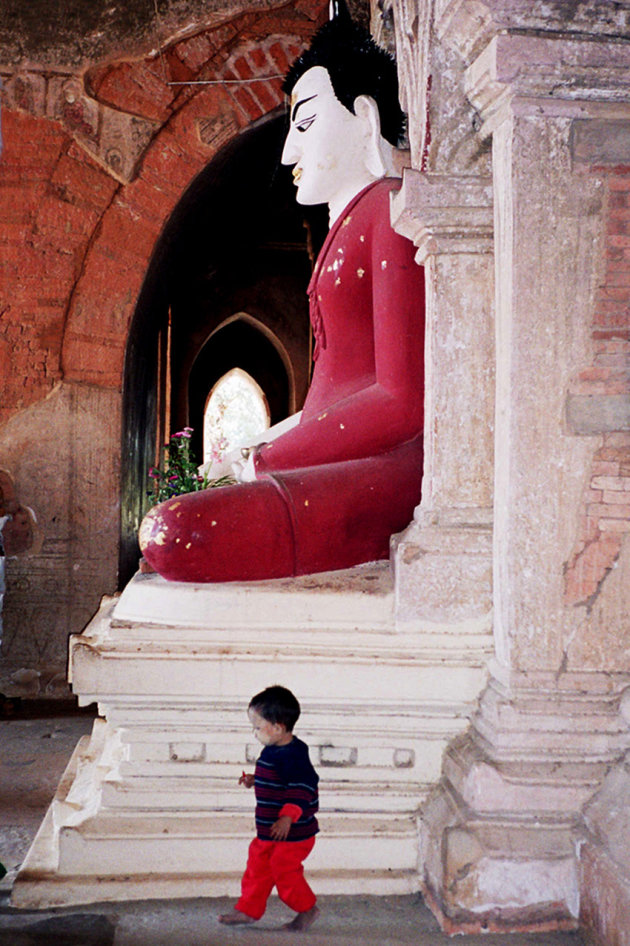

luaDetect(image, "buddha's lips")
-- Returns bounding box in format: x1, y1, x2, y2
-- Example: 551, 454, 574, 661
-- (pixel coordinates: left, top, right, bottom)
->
292, 167, 302, 183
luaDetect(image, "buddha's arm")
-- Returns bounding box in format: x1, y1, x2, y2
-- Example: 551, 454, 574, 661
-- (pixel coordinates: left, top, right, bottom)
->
255, 228, 425, 475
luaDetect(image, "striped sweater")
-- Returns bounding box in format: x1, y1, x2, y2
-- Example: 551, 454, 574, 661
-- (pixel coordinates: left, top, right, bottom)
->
254, 737, 319, 842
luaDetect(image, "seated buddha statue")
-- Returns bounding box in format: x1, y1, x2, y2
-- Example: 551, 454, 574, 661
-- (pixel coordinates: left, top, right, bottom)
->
138, 4, 425, 582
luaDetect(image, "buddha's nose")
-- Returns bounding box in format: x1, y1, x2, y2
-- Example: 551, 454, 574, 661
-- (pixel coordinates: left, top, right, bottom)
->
281, 132, 300, 166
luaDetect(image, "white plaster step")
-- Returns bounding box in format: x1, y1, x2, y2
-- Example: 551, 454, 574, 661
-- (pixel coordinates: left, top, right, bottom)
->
96, 570, 493, 656
54, 810, 419, 877
99, 776, 431, 813
112, 566, 396, 631
13, 865, 418, 910
72, 644, 489, 703
12, 739, 421, 908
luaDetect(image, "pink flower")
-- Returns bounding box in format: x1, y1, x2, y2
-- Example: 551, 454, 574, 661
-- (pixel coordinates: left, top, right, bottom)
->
148, 468, 160, 478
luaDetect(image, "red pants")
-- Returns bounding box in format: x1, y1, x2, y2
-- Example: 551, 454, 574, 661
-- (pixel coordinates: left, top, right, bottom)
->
235, 836, 316, 920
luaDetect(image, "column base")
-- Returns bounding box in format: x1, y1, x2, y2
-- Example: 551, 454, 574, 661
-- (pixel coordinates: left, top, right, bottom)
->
392, 511, 493, 626
417, 671, 630, 935
580, 750, 630, 946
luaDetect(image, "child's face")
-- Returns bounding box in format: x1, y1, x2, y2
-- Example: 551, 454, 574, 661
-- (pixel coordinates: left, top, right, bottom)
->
248, 707, 292, 747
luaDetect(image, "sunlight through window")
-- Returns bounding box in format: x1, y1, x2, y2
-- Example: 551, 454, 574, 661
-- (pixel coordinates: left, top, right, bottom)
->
203, 368, 270, 465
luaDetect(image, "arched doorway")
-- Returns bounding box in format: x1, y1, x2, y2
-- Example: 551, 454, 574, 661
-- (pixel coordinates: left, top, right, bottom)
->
119, 110, 327, 586
188, 313, 290, 464
202, 366, 270, 463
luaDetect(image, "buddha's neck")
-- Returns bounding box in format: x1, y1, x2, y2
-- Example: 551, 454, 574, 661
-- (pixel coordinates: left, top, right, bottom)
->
327, 174, 380, 227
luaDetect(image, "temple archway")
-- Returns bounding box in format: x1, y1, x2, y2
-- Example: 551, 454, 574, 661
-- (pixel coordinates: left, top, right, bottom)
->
119, 110, 326, 586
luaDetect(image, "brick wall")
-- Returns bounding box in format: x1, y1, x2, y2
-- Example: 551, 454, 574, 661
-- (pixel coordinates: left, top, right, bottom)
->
565, 165, 630, 607
0, 0, 326, 693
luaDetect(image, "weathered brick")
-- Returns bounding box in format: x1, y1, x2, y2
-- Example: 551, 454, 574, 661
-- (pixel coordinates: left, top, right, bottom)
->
600, 287, 630, 304
586, 488, 604, 503
249, 46, 270, 71
249, 79, 281, 114
589, 502, 630, 519
595, 443, 630, 460
610, 190, 630, 209
97, 205, 160, 263
50, 146, 119, 213
593, 354, 630, 370
232, 85, 265, 123
593, 308, 630, 329
173, 32, 213, 72
122, 176, 176, 227
87, 60, 174, 122
608, 175, 630, 191
62, 331, 125, 388
607, 234, 630, 247
0, 112, 68, 177
603, 432, 630, 446
591, 475, 630, 491
591, 461, 620, 476
602, 489, 630, 505
33, 196, 98, 252
0, 182, 48, 222
602, 269, 630, 288
599, 516, 630, 532
233, 55, 255, 80
268, 41, 292, 74
564, 532, 623, 604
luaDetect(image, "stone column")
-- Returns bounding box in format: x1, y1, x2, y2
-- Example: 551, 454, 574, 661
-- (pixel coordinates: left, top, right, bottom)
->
413, 6, 630, 936
390, 172, 495, 630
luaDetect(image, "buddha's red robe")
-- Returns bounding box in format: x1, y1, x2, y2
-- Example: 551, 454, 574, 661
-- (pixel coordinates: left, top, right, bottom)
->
139, 179, 425, 582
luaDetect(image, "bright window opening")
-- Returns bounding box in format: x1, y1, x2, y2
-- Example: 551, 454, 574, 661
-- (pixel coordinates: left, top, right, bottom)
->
203, 368, 270, 465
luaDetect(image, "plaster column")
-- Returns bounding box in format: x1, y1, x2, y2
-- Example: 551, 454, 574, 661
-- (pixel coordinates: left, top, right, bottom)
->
390, 172, 495, 630
415, 9, 630, 936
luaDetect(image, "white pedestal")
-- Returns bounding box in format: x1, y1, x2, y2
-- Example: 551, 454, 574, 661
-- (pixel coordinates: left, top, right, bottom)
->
12, 564, 492, 908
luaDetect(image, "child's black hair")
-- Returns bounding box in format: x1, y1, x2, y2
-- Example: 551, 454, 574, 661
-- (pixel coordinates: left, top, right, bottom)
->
249, 685, 301, 732
282, 0, 405, 147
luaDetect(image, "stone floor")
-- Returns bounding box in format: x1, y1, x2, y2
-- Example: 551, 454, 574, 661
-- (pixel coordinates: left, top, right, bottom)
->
0, 706, 588, 946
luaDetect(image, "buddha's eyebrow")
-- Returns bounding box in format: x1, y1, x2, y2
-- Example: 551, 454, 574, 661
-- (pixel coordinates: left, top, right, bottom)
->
292, 94, 317, 122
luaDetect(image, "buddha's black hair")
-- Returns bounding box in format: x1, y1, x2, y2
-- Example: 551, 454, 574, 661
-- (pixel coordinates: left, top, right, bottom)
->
282, 1, 405, 147
249, 685, 301, 732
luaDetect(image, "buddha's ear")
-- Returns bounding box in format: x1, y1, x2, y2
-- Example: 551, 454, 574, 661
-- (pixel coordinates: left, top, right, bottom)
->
354, 94, 387, 177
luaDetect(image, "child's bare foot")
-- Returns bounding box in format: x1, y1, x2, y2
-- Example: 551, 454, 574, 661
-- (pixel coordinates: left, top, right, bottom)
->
218, 909, 256, 925
282, 905, 319, 932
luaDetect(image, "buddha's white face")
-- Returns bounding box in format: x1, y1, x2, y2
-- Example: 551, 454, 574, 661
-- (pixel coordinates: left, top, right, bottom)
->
282, 65, 375, 211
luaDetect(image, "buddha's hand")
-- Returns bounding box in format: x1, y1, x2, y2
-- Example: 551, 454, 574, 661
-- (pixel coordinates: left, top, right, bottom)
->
232, 447, 257, 483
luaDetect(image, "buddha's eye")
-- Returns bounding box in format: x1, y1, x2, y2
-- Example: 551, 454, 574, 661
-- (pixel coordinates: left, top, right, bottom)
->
296, 115, 316, 133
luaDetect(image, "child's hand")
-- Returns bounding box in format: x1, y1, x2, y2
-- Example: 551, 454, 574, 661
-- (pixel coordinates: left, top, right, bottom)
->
239, 771, 255, 788
270, 815, 292, 840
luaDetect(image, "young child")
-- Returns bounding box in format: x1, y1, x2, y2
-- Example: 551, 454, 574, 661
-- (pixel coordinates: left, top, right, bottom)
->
219, 685, 320, 932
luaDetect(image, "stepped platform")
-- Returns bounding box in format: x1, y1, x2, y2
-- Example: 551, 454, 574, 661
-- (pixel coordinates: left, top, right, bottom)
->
12, 564, 492, 908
